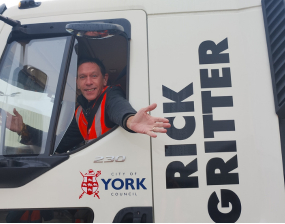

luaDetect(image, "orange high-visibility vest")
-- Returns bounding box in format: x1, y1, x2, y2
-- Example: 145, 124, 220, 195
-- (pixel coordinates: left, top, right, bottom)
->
75, 87, 111, 141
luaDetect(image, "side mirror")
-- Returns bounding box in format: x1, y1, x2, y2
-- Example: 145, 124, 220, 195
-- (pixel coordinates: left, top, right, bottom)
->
16, 65, 48, 93
65, 22, 124, 39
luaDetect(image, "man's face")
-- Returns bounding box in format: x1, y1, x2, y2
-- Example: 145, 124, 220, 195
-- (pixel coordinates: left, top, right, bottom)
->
77, 62, 108, 102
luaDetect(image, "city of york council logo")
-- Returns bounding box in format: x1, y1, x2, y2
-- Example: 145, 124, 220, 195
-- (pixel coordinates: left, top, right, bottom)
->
79, 169, 101, 199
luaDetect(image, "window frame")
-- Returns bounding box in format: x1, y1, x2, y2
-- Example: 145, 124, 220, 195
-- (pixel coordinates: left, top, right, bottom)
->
55, 32, 131, 156
0, 18, 131, 188
78, 37, 131, 154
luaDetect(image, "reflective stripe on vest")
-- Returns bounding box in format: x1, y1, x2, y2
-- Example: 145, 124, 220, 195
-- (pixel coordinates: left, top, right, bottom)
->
75, 91, 111, 141
75, 106, 82, 123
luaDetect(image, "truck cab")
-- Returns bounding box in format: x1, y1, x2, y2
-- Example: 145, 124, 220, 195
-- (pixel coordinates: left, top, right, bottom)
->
0, 0, 285, 222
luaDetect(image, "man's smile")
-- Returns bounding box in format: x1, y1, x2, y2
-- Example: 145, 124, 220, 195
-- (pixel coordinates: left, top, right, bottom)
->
85, 88, 96, 92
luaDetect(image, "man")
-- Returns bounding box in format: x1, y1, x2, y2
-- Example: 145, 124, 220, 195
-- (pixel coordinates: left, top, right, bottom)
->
5, 58, 170, 153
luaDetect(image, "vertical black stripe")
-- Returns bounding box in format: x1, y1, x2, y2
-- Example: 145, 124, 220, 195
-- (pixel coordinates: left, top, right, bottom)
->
205, 141, 236, 153
165, 144, 197, 156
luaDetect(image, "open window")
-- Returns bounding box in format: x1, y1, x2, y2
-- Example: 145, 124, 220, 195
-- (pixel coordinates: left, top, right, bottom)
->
53, 20, 130, 154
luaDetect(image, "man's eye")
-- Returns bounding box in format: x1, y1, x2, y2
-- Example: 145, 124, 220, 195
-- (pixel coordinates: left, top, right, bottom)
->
80, 76, 86, 79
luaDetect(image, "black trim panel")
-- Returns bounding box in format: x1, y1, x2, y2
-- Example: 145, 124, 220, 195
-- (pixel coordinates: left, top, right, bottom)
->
278, 118, 285, 183
262, 0, 285, 185
113, 207, 152, 223
262, 0, 285, 118
0, 155, 68, 188
0, 207, 93, 223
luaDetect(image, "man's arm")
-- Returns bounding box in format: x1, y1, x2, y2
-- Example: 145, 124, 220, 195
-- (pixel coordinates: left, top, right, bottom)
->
105, 87, 170, 137
6, 108, 23, 135
105, 86, 136, 129
5, 108, 83, 152
5, 108, 42, 146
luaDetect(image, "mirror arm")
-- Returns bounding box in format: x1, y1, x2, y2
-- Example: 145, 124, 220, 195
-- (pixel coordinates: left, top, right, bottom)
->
0, 14, 21, 27
0, 4, 7, 15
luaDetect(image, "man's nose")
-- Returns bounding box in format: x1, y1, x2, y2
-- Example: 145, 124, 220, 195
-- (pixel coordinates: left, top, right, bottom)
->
85, 76, 92, 85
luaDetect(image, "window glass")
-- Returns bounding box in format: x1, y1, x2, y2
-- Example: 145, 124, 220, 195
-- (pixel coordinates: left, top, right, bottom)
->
0, 37, 67, 155
54, 40, 78, 152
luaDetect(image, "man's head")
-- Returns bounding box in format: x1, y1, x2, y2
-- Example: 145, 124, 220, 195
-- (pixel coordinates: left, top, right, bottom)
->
77, 58, 109, 102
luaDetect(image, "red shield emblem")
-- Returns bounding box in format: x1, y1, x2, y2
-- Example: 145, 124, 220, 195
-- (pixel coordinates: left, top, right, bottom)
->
79, 169, 101, 199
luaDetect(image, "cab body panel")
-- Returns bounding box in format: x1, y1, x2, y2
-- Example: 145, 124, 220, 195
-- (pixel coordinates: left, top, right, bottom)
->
148, 2, 285, 223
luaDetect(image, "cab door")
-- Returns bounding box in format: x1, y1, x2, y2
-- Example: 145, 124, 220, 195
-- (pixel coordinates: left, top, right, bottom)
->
0, 9, 152, 223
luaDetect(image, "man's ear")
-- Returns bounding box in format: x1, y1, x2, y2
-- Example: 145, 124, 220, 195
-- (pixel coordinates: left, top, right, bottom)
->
103, 73, 109, 86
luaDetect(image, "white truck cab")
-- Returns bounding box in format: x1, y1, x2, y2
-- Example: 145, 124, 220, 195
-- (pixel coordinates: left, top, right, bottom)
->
0, 0, 285, 222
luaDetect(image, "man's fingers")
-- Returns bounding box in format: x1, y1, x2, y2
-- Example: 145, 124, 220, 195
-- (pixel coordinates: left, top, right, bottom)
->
153, 127, 168, 133
144, 103, 157, 113
154, 117, 169, 123
13, 108, 20, 117
153, 122, 171, 128
146, 130, 157, 138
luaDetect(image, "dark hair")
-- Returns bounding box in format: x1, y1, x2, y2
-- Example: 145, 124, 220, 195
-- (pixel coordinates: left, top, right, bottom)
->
77, 58, 106, 77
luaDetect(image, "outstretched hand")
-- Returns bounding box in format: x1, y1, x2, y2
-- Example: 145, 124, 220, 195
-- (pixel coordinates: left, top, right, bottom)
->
126, 103, 171, 138
5, 108, 23, 134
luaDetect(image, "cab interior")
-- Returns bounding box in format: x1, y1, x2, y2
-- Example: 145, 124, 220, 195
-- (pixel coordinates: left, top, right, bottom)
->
76, 34, 128, 96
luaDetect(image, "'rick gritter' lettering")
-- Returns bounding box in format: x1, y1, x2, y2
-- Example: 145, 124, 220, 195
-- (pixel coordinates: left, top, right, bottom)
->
199, 38, 241, 223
